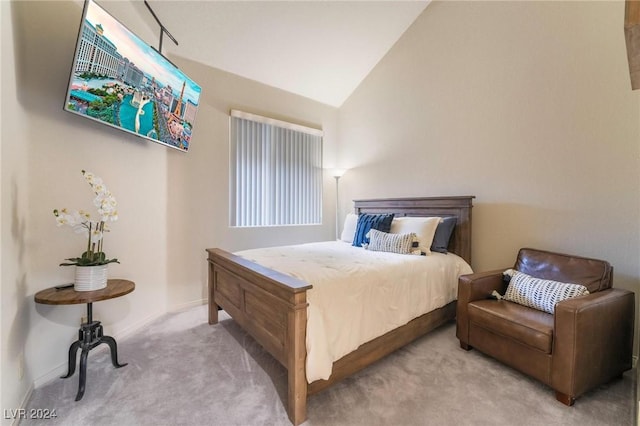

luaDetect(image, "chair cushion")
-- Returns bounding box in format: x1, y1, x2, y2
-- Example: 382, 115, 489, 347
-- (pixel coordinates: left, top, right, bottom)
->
468, 299, 554, 353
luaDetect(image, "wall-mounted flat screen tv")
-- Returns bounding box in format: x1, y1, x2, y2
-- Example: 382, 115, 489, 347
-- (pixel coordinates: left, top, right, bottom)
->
64, 0, 201, 152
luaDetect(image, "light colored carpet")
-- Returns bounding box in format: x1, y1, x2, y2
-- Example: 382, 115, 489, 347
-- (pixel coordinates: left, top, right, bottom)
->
23, 305, 635, 425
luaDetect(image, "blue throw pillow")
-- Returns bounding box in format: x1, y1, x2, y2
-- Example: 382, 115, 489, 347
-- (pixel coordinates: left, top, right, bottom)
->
352, 213, 395, 247
430, 216, 456, 253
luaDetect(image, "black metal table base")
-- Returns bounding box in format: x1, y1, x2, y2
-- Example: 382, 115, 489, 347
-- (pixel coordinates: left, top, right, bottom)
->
61, 303, 127, 401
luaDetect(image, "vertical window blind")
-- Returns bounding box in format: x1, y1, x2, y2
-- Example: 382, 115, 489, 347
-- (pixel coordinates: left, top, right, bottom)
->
230, 110, 323, 227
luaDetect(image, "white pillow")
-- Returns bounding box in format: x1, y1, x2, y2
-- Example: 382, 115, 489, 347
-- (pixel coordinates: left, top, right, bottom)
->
503, 270, 590, 314
340, 213, 358, 243
390, 216, 441, 254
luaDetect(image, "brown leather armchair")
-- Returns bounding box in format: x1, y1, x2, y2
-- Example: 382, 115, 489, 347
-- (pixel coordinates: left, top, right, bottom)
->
456, 248, 634, 405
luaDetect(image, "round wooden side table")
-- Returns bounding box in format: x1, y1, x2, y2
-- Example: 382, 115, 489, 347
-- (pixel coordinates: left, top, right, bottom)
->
34, 279, 135, 401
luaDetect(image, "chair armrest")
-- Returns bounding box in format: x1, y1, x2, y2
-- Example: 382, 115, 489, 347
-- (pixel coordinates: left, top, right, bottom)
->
456, 268, 509, 345
458, 269, 509, 302
551, 288, 635, 398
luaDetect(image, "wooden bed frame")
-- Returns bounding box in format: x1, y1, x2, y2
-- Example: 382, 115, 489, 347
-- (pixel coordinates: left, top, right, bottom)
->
206, 196, 474, 425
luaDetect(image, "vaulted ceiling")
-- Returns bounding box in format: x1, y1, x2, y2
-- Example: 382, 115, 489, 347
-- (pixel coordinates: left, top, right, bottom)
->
106, 0, 430, 107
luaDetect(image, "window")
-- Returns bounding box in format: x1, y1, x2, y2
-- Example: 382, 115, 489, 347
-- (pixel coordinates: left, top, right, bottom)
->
230, 110, 323, 227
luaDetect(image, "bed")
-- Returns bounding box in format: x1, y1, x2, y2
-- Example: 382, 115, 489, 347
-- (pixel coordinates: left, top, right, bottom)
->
206, 196, 474, 425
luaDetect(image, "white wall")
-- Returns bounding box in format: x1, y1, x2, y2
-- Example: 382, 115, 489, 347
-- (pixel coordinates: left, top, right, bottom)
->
338, 1, 640, 350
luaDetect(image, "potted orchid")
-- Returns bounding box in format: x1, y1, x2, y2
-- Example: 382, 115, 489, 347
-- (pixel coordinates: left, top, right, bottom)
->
53, 170, 119, 291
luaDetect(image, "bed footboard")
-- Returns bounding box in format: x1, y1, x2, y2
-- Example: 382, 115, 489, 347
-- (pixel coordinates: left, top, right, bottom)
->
206, 248, 312, 425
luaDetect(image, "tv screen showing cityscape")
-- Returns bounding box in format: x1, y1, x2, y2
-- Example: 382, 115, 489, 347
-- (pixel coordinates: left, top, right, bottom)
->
64, 0, 201, 152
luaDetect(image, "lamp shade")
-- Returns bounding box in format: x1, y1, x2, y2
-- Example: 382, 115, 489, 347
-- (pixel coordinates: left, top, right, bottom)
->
332, 169, 346, 178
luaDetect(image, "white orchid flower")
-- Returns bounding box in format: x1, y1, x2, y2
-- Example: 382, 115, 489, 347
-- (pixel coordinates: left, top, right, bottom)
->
94, 192, 117, 209
54, 171, 119, 267
55, 215, 69, 226
90, 228, 103, 242
71, 210, 86, 226
93, 182, 107, 194
78, 210, 91, 221
82, 171, 95, 184
55, 209, 78, 227
72, 222, 89, 236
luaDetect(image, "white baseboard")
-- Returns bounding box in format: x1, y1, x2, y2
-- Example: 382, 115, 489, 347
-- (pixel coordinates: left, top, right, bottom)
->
32, 362, 68, 390
168, 298, 206, 313
12, 383, 33, 426
114, 310, 166, 341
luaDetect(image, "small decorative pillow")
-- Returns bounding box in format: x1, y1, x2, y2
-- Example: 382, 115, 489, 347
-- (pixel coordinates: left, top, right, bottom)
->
503, 270, 590, 314
366, 229, 420, 255
352, 213, 395, 247
340, 213, 359, 243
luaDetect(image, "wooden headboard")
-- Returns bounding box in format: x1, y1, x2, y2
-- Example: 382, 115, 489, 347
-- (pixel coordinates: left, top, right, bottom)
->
353, 196, 474, 265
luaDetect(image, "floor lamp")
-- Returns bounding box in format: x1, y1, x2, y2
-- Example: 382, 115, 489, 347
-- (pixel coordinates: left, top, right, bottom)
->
332, 169, 346, 240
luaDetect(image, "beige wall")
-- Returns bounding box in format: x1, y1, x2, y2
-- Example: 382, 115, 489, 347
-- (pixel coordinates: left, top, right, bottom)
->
2, 1, 170, 417
2, 0, 30, 416
338, 0, 640, 350
1, 0, 337, 416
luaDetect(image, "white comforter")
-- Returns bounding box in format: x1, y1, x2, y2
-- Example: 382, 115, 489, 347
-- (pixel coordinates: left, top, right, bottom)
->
235, 241, 473, 383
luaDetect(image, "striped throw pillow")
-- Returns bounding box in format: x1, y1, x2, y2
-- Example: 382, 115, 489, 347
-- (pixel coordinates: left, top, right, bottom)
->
366, 229, 419, 255
503, 270, 590, 314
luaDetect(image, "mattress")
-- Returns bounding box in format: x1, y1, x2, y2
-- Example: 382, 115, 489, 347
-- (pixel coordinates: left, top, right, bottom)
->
235, 240, 473, 382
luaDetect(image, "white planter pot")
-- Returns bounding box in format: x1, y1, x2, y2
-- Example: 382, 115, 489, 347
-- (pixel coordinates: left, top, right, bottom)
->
75, 265, 108, 291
